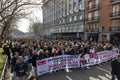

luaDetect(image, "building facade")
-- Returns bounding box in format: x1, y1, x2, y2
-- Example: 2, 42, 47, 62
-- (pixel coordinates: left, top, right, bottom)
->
43, 0, 120, 41
42, 0, 85, 40
85, 0, 120, 42
109, 0, 120, 41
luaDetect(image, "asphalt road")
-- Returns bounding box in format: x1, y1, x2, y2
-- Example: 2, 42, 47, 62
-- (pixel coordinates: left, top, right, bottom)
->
39, 62, 112, 80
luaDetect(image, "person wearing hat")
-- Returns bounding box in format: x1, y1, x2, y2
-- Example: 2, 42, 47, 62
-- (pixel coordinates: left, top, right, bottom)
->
111, 55, 120, 80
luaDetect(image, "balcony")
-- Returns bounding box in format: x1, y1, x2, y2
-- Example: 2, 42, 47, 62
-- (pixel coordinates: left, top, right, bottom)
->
109, 27, 120, 32
110, 0, 120, 4
87, 16, 99, 23
87, 4, 99, 12
110, 11, 120, 19
86, 28, 99, 32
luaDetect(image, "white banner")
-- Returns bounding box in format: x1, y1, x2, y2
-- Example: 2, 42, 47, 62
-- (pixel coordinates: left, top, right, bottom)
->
97, 48, 119, 63
36, 48, 119, 76
37, 55, 80, 76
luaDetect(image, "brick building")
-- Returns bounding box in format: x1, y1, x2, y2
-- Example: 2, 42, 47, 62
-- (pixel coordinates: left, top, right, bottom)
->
109, 0, 120, 41
85, 0, 120, 42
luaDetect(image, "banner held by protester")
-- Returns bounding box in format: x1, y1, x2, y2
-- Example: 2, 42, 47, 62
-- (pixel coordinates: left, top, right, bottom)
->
37, 48, 119, 76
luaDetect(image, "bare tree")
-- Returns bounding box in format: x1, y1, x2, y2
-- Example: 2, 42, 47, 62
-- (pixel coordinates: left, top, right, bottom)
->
0, 0, 42, 46
29, 22, 43, 38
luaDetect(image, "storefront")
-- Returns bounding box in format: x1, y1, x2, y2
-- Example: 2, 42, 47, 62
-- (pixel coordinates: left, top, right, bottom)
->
87, 33, 99, 42
110, 33, 120, 41
53, 32, 84, 40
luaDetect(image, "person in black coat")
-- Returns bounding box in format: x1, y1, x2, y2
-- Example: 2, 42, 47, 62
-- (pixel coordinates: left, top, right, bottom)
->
11, 52, 19, 80
70, 46, 78, 55
58, 46, 65, 55
11, 52, 19, 73
31, 51, 40, 76
3, 44, 11, 65
44, 50, 51, 58
111, 55, 120, 80
14, 56, 28, 80
47, 46, 52, 56
12, 44, 21, 56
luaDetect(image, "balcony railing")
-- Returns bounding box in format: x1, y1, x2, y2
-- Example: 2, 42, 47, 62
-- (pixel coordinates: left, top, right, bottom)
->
87, 16, 99, 22
110, 11, 120, 18
86, 28, 99, 32
87, 4, 99, 11
109, 27, 120, 31
110, 0, 120, 4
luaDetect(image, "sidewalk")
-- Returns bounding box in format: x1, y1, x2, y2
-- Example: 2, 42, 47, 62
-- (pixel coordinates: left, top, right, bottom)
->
5, 67, 12, 80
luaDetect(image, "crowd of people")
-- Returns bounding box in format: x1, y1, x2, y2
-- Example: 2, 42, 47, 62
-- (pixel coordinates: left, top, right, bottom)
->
2, 38, 120, 80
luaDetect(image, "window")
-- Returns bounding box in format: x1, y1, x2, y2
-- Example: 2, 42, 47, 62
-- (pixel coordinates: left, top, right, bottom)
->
89, 2, 92, 9
87, 24, 91, 31
79, 0, 84, 10
69, 17, 72, 22
74, 16, 77, 21
68, 26, 71, 32
60, 20, 61, 24
112, 20, 118, 27
66, 26, 68, 32
64, 26, 66, 31
79, 14, 83, 20
95, 0, 99, 4
58, 28, 60, 32
69, 4, 72, 13
74, 2, 77, 12
113, 5, 119, 12
63, 18, 65, 23
72, 16, 74, 21
70, 26, 73, 31
112, 20, 118, 31
61, 27, 64, 32
73, 26, 76, 32
94, 10, 98, 16
88, 13, 92, 20
88, 24, 91, 29
95, 23, 98, 28
79, 4, 82, 10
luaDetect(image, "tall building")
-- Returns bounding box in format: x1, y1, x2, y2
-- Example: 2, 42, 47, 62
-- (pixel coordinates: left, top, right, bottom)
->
109, 0, 120, 41
42, 0, 85, 40
85, 0, 120, 41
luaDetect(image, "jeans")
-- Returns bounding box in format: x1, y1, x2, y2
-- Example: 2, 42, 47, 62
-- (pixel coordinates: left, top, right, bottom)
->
16, 76, 26, 80
111, 74, 120, 80
13, 72, 16, 80
33, 67, 37, 76
24, 60, 29, 71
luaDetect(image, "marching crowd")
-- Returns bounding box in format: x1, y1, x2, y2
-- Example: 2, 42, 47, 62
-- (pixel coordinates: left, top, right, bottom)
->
2, 39, 120, 80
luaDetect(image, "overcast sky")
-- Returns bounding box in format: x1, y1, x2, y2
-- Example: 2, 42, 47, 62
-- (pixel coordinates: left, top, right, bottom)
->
18, 0, 42, 32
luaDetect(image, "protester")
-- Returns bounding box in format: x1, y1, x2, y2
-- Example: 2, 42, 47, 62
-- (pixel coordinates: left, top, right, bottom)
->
52, 47, 58, 56
31, 51, 40, 76
3, 44, 11, 65
7, 38, 118, 79
14, 56, 28, 80
11, 52, 19, 80
89, 46, 95, 54
111, 55, 120, 80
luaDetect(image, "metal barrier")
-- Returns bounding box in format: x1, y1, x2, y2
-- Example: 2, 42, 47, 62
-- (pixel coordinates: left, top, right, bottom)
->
0, 56, 8, 80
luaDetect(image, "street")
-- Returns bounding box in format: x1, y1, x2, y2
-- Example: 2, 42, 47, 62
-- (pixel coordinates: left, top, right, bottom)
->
39, 62, 112, 80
